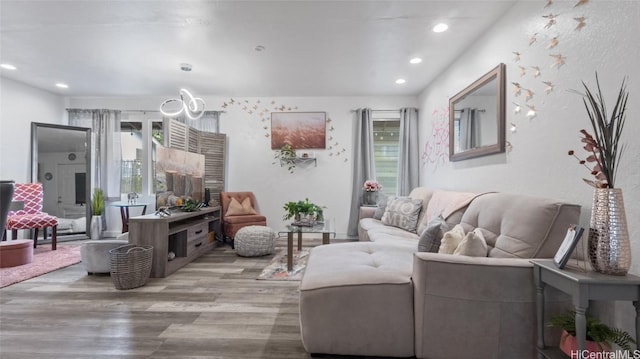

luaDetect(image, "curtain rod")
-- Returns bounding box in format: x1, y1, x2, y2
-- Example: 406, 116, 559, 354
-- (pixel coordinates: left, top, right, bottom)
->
454, 109, 486, 113
350, 109, 401, 112
66, 109, 226, 113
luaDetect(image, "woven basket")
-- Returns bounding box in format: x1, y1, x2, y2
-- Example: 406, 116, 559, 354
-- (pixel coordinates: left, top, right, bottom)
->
109, 244, 153, 290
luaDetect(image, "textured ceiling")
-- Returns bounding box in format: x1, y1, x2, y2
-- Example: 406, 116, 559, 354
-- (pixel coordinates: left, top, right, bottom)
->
0, 1, 516, 97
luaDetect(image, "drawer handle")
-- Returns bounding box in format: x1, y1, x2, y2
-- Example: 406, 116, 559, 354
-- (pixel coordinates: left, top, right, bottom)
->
195, 230, 203, 234
194, 242, 203, 247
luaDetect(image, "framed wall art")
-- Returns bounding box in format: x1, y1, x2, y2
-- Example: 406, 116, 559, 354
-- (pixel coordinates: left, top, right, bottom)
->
271, 112, 326, 149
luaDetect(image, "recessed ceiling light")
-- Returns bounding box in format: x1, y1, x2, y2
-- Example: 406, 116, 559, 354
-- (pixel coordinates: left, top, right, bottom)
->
395, 78, 406, 84
433, 23, 449, 33
254, 45, 266, 52
0, 63, 17, 70
410, 58, 422, 64
180, 63, 193, 72
56, 83, 69, 89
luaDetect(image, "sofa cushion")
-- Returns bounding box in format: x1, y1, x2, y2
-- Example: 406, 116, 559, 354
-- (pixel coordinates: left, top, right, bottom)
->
299, 242, 415, 357
418, 215, 448, 252
409, 187, 434, 234
368, 225, 419, 244
381, 197, 422, 233
453, 229, 488, 257
438, 224, 466, 254
459, 192, 581, 258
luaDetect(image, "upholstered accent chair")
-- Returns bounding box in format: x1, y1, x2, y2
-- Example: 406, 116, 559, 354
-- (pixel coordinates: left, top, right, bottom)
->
6, 183, 58, 250
220, 192, 267, 245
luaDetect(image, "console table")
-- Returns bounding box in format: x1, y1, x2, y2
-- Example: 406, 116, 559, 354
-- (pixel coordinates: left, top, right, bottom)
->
128, 206, 220, 277
531, 259, 640, 358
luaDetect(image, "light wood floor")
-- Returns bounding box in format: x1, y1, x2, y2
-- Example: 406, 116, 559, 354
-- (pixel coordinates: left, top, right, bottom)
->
0, 238, 357, 359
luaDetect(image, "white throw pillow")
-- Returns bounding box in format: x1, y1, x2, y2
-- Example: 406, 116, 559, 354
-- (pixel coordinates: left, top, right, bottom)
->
453, 228, 488, 257
437, 224, 466, 254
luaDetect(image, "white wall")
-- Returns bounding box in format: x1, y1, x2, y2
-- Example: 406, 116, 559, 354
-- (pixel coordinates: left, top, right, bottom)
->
0, 77, 68, 182
69, 95, 417, 237
418, 0, 640, 330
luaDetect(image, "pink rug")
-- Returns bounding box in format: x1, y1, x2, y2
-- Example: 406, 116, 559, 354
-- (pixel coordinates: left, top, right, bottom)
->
0, 244, 81, 288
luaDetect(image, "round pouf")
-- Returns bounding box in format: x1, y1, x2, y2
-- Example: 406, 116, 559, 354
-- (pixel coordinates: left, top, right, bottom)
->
0, 239, 33, 268
80, 239, 128, 274
235, 226, 275, 257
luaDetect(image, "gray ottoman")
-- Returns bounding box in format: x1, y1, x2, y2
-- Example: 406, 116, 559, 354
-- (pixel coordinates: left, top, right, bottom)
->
234, 226, 275, 257
81, 238, 128, 274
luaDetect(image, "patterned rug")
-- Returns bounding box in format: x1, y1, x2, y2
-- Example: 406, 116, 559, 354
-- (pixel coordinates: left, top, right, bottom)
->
257, 249, 309, 281
0, 244, 81, 288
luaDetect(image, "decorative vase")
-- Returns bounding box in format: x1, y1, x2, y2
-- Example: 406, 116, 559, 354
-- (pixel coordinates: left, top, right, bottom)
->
559, 330, 609, 356
364, 191, 377, 205
588, 188, 631, 275
90, 215, 103, 240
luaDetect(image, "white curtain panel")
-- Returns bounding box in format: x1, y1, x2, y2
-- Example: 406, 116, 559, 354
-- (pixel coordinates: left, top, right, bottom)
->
68, 109, 122, 201
166, 111, 221, 133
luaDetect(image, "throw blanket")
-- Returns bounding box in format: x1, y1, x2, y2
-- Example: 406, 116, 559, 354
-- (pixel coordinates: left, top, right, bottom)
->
424, 191, 492, 223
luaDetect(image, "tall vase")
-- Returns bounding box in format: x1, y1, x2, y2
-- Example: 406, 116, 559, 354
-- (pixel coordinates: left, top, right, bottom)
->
588, 188, 631, 275
90, 215, 103, 240
364, 191, 377, 205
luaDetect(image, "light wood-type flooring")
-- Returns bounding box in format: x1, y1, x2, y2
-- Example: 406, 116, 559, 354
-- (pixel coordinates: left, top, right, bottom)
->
0, 238, 362, 359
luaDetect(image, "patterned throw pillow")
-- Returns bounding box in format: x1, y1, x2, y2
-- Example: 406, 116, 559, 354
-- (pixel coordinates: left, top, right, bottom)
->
418, 215, 448, 252
381, 197, 423, 233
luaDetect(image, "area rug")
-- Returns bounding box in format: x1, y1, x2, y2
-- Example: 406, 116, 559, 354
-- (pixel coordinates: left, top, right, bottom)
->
0, 244, 81, 288
257, 249, 309, 281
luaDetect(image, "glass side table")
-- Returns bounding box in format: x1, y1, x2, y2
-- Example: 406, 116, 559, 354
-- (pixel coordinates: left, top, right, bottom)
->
278, 223, 336, 271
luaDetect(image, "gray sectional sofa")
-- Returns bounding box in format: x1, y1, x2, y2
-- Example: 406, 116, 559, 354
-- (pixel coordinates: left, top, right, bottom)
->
299, 188, 579, 358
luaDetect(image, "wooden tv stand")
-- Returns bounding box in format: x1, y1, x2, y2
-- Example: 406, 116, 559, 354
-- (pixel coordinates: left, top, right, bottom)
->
128, 206, 221, 278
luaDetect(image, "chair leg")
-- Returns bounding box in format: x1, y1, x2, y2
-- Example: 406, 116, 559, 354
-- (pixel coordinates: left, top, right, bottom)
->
33, 228, 39, 248
12, 229, 17, 240
51, 225, 57, 250
2, 230, 6, 241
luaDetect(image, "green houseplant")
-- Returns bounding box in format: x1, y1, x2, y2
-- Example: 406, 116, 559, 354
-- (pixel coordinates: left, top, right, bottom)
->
91, 188, 105, 216
90, 188, 105, 240
547, 310, 635, 353
283, 198, 324, 223
274, 143, 297, 173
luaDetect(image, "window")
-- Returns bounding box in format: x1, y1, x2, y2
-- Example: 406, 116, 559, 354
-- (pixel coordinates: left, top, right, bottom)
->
120, 114, 163, 197
372, 118, 401, 195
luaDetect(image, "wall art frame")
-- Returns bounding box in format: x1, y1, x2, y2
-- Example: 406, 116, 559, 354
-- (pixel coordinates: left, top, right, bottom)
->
271, 111, 326, 149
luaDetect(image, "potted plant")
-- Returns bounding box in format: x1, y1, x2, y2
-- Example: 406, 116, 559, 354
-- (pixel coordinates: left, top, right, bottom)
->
274, 143, 297, 173
283, 198, 324, 224
547, 310, 635, 355
90, 188, 105, 240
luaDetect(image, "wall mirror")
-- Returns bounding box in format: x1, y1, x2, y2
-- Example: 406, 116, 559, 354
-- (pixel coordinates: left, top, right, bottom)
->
449, 63, 506, 161
31, 122, 91, 238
